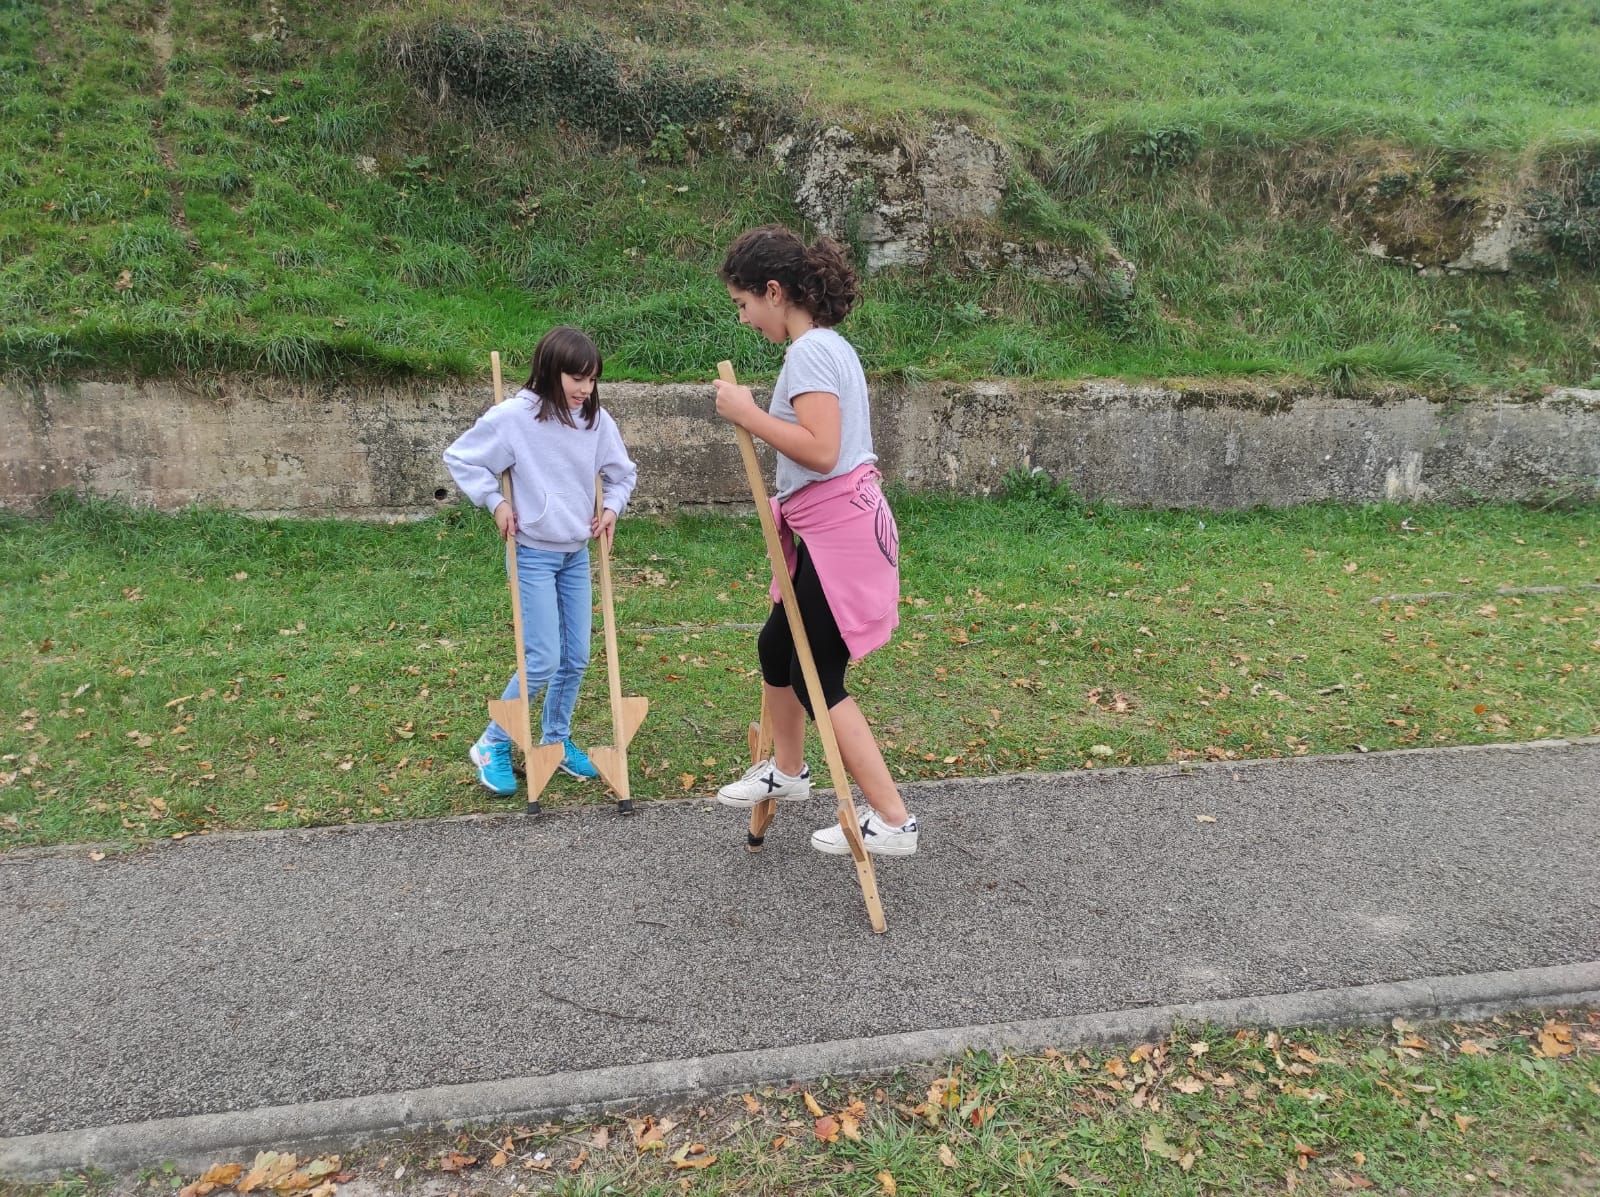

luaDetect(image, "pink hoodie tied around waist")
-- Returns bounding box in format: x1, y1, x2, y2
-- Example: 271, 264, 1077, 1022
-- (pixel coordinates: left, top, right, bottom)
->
769, 462, 901, 661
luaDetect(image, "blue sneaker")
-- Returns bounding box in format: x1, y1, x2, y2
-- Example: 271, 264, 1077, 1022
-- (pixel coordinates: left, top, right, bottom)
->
557, 738, 599, 780
470, 736, 517, 796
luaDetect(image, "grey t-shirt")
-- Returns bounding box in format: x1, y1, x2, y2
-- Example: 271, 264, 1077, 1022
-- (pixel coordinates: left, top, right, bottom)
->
770, 327, 878, 501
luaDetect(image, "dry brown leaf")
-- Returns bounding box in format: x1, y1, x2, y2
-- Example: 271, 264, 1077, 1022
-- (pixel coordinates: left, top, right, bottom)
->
568, 1149, 588, 1173
238, 1151, 297, 1194
741, 1092, 762, 1114
803, 1091, 826, 1117
1536, 1021, 1575, 1058
669, 1144, 716, 1171
1454, 1113, 1477, 1133
1189, 1041, 1210, 1057
628, 1115, 669, 1151
1172, 1075, 1205, 1095
1104, 1057, 1128, 1078
178, 1161, 245, 1197
590, 1126, 610, 1150
489, 1151, 508, 1169
813, 1115, 839, 1143
929, 1075, 961, 1108
437, 1151, 476, 1173
877, 1171, 898, 1195
938, 1144, 958, 1168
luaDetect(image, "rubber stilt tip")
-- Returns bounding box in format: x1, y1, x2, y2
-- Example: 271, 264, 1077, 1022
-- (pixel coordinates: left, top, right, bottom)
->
746, 832, 765, 848
616, 798, 635, 816
525, 800, 541, 817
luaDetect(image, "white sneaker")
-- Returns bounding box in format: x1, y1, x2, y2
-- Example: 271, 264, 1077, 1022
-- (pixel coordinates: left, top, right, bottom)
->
811, 811, 920, 857
716, 757, 811, 808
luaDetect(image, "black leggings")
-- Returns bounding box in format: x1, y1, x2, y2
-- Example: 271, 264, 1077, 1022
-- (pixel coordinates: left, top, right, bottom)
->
758, 540, 849, 719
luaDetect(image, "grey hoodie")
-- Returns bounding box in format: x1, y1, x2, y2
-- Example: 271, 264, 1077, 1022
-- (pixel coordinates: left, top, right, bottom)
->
443, 388, 639, 552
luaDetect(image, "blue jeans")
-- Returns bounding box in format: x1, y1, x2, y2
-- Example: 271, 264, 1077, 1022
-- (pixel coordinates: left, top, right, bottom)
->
482, 544, 591, 747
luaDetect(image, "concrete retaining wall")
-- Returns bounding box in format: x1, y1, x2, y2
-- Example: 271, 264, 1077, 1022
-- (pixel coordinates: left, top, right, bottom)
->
3, 377, 1597, 517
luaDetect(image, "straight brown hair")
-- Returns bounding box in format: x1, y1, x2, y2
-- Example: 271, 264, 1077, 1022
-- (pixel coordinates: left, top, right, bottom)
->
524, 326, 602, 428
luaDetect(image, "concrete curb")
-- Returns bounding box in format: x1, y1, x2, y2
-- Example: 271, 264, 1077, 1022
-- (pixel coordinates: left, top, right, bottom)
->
6, 961, 1598, 1180
5, 736, 1597, 866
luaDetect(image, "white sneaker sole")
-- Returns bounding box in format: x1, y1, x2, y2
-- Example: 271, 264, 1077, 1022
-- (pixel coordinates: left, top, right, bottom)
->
810, 827, 919, 857
716, 784, 812, 810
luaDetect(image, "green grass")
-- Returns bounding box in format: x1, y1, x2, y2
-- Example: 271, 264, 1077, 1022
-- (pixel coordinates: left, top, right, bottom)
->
13, 1010, 1600, 1195
1, 0, 1598, 387
2, 490, 1596, 851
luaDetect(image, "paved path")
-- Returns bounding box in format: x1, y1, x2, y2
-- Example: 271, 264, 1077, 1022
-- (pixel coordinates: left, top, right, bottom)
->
3, 740, 1597, 1141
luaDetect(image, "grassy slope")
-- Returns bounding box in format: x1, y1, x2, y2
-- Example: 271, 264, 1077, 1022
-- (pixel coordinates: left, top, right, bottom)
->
0, 0, 1598, 387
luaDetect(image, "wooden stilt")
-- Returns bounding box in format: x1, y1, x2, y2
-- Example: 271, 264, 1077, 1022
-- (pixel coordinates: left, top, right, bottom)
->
485, 351, 563, 814
586, 474, 649, 815
746, 693, 776, 851
718, 361, 887, 934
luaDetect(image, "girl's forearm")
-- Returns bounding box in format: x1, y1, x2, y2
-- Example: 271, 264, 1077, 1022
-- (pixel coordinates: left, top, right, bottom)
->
742, 408, 838, 473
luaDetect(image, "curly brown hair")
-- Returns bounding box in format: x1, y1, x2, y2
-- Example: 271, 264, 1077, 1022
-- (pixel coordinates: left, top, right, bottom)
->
719, 225, 859, 326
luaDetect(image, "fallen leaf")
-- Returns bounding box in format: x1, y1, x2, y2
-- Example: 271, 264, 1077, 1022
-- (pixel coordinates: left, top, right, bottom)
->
178, 1163, 246, 1197
489, 1151, 508, 1168
437, 1151, 477, 1173
938, 1144, 958, 1168
668, 1144, 716, 1171
568, 1149, 588, 1173
926, 1074, 960, 1117
1455, 1113, 1477, 1133
1142, 1126, 1183, 1162
238, 1152, 298, 1193
1189, 1041, 1210, 1057
741, 1092, 762, 1114
813, 1115, 839, 1143
590, 1127, 610, 1150
1104, 1057, 1129, 1078
1172, 1075, 1205, 1094
627, 1115, 669, 1151
1536, 1021, 1574, 1058
877, 1171, 898, 1195
803, 1091, 826, 1117
840, 1100, 866, 1140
